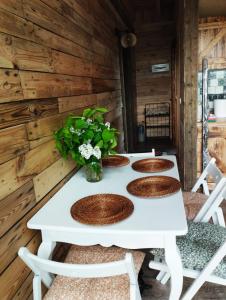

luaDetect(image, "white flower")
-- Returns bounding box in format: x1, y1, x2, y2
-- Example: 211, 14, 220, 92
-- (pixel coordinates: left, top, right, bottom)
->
93, 146, 101, 159
75, 129, 81, 136
70, 126, 75, 133
79, 143, 93, 160
105, 122, 110, 129
87, 118, 92, 125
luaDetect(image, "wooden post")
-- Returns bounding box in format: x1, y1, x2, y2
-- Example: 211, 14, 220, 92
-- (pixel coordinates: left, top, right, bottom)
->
179, 0, 199, 190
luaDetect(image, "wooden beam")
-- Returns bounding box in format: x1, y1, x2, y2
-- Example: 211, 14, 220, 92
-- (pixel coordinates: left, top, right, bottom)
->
199, 21, 226, 30
109, 0, 134, 30
180, 0, 198, 190
199, 27, 226, 59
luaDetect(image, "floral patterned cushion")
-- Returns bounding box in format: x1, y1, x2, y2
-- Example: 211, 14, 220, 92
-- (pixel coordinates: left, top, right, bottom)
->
151, 221, 226, 279
44, 245, 145, 300
183, 191, 208, 220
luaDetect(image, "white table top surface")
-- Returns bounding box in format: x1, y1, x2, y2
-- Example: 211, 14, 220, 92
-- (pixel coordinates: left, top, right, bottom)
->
28, 155, 188, 236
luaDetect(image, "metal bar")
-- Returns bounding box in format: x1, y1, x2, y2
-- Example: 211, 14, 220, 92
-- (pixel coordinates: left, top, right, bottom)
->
202, 58, 209, 170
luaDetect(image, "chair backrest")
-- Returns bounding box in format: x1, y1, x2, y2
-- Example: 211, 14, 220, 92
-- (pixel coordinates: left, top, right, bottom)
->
192, 157, 223, 196
18, 247, 139, 300
122, 149, 155, 157
194, 177, 226, 223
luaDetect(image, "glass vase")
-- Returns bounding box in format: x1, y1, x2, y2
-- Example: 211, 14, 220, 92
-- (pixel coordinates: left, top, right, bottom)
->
84, 160, 103, 182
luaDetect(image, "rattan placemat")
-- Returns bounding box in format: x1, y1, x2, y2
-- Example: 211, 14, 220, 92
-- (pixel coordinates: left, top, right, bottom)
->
70, 194, 134, 225
127, 176, 181, 198
132, 158, 174, 173
102, 155, 130, 167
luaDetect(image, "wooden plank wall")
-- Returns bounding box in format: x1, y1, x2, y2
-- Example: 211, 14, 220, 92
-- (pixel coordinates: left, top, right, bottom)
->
134, 0, 176, 124
199, 17, 226, 70
179, 0, 198, 190
0, 1, 128, 299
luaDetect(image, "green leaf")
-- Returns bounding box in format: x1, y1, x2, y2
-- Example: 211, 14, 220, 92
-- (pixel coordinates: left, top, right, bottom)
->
110, 137, 117, 149
84, 129, 94, 140
102, 129, 114, 142
75, 119, 88, 129
108, 149, 117, 155
96, 140, 103, 148
95, 107, 108, 113
94, 114, 104, 123
83, 108, 92, 118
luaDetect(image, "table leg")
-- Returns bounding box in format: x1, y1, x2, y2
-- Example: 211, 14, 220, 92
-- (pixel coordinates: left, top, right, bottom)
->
165, 237, 183, 300
38, 241, 56, 259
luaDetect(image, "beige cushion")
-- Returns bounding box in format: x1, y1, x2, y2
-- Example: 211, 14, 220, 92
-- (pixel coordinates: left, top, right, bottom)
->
44, 245, 145, 300
183, 191, 208, 220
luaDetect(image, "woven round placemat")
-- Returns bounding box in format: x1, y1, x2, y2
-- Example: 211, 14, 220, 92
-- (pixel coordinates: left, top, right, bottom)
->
127, 176, 181, 198
102, 155, 130, 167
132, 158, 174, 173
70, 194, 134, 225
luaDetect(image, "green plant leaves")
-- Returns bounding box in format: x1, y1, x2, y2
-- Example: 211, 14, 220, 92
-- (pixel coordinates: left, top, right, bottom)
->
54, 106, 118, 166
102, 129, 114, 142
75, 118, 88, 129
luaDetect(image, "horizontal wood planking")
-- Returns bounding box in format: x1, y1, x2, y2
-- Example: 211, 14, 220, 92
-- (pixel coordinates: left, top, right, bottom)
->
26, 113, 64, 140
0, 69, 24, 103
41, 0, 93, 36
0, 1, 127, 298
20, 71, 92, 99
0, 233, 41, 300
58, 94, 97, 113
0, 98, 58, 129
16, 139, 60, 179
0, 169, 75, 274
0, 8, 34, 41
92, 78, 121, 93
0, 181, 35, 238
29, 136, 53, 150
0, 158, 30, 201
0, 32, 53, 72
52, 50, 92, 77
33, 158, 77, 201
0, 124, 29, 164
0, 0, 24, 18
33, 24, 93, 60
23, 0, 92, 49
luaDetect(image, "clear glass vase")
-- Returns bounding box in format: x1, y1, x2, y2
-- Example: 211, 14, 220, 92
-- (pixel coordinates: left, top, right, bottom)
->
84, 160, 103, 182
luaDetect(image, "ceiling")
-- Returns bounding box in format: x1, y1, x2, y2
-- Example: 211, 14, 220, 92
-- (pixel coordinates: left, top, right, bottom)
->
199, 0, 226, 17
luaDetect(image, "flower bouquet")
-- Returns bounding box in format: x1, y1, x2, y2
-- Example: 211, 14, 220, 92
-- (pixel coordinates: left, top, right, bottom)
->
54, 107, 118, 182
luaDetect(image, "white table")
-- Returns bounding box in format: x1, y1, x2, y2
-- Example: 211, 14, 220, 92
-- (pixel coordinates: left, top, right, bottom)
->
28, 154, 187, 300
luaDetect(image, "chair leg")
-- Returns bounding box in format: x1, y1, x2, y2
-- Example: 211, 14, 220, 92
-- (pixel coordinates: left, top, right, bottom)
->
156, 270, 166, 281
33, 275, 42, 300
182, 242, 226, 300
160, 272, 171, 284
216, 208, 225, 227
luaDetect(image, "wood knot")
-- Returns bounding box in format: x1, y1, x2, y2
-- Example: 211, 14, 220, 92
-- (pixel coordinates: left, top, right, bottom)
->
5, 36, 12, 45
29, 104, 39, 116
3, 81, 12, 90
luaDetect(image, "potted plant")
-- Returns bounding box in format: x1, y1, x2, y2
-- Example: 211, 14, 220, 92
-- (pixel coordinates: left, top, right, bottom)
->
54, 107, 118, 182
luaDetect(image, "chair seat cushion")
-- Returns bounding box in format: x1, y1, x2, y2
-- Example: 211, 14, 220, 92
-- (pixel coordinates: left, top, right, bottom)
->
183, 191, 208, 220
44, 245, 145, 300
151, 221, 226, 279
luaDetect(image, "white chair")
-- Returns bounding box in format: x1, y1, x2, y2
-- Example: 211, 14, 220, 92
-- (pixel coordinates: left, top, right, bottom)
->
149, 178, 226, 300
18, 245, 145, 300
122, 149, 155, 158
183, 157, 224, 225
156, 158, 224, 284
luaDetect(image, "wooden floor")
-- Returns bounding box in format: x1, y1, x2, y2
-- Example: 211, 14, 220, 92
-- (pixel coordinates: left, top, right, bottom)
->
141, 252, 226, 300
